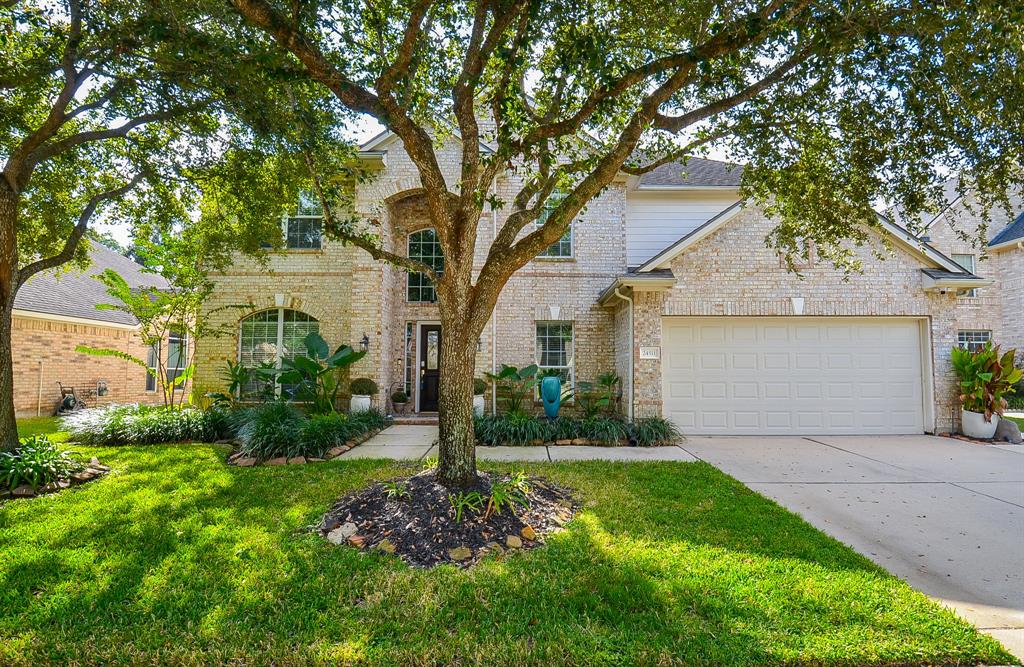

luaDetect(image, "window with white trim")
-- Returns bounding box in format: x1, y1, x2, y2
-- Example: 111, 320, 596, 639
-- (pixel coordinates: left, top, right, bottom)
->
952, 253, 978, 297
284, 192, 322, 249
535, 191, 573, 258
145, 341, 160, 392
166, 331, 188, 386
536, 321, 574, 388
238, 309, 319, 398
957, 330, 991, 352
407, 228, 444, 303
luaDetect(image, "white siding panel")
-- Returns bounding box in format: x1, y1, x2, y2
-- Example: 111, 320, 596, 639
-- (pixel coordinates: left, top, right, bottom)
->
625, 190, 740, 266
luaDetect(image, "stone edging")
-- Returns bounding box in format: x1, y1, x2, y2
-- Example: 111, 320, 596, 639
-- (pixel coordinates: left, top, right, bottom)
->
225, 428, 385, 467
1, 457, 110, 501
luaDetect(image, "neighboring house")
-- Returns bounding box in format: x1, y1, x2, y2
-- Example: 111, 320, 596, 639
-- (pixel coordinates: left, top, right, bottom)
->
11, 244, 186, 417
195, 131, 1021, 435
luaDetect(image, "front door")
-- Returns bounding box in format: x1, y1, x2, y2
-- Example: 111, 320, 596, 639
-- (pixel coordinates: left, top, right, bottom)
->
419, 324, 441, 412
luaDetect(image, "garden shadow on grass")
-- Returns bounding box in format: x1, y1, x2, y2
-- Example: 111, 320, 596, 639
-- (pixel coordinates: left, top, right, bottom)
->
0, 446, 1011, 665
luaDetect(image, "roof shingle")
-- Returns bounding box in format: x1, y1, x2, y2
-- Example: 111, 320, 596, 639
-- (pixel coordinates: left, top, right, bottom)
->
637, 157, 743, 188
989, 211, 1024, 247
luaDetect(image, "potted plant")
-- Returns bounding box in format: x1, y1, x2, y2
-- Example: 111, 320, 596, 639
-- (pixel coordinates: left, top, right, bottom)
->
473, 378, 487, 416
391, 390, 409, 415
951, 343, 1022, 439
349, 377, 378, 413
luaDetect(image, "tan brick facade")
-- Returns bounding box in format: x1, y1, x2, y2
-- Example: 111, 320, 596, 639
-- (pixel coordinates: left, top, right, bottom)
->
12, 313, 169, 417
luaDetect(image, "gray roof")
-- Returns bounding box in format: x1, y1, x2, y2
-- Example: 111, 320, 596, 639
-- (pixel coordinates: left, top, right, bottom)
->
638, 157, 743, 188
990, 211, 1024, 246
14, 243, 167, 326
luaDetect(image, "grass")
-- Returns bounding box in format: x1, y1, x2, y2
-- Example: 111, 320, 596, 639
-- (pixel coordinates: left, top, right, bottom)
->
1, 419, 1013, 666
1005, 414, 1024, 429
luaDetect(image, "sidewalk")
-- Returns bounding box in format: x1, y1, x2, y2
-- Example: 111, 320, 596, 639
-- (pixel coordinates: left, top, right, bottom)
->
337, 424, 696, 462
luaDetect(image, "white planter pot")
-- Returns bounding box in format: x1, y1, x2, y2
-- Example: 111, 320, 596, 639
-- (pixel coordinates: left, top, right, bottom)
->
961, 409, 998, 439
350, 395, 372, 413
473, 394, 485, 417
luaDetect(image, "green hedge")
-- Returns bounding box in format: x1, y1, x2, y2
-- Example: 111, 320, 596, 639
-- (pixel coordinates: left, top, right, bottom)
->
473, 414, 680, 447
236, 404, 390, 461
62, 405, 231, 446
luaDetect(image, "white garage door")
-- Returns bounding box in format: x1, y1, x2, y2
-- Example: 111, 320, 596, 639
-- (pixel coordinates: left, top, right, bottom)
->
662, 317, 926, 435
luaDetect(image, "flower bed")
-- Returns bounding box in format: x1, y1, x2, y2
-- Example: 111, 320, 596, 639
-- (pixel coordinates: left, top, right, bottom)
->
62, 404, 232, 446
0, 434, 108, 500
473, 414, 680, 447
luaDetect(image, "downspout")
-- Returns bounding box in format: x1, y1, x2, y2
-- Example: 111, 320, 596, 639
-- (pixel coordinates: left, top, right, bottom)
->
612, 287, 634, 421
491, 207, 498, 414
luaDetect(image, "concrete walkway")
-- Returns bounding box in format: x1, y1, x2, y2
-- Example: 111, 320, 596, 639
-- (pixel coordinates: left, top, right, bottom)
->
682, 434, 1024, 659
337, 424, 696, 462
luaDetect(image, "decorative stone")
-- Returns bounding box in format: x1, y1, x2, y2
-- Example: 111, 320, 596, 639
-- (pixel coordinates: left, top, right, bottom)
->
375, 539, 396, 554
235, 457, 257, 467
12, 485, 35, 498
287, 456, 307, 465
349, 534, 367, 548
530, 439, 544, 446
505, 535, 522, 549
326, 447, 346, 459
70, 470, 97, 483
308, 457, 325, 463
448, 546, 472, 561
520, 525, 537, 541
571, 438, 588, 445
265, 457, 288, 466
327, 522, 358, 545
555, 439, 572, 445
994, 418, 1023, 444
484, 541, 505, 554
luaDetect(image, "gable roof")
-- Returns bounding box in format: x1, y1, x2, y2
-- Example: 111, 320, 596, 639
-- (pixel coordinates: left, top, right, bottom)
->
637, 202, 967, 274
636, 157, 743, 189
989, 210, 1024, 248
14, 243, 166, 327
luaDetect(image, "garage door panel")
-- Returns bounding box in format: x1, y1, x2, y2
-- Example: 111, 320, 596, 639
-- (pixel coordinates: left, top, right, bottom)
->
662, 317, 925, 435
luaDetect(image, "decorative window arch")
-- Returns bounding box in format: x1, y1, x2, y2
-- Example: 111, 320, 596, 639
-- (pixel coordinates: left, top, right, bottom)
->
238, 308, 319, 397
407, 228, 444, 303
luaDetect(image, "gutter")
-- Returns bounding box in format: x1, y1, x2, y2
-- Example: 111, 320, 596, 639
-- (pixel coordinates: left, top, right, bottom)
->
612, 287, 634, 421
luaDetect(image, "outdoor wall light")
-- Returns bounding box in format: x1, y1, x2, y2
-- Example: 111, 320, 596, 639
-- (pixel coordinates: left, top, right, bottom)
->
360, 333, 370, 352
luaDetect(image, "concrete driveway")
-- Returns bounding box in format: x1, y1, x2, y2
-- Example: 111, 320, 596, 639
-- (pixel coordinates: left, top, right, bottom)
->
683, 434, 1024, 659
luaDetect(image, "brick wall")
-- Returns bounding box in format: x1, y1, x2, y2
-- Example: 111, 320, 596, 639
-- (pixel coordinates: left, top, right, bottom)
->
12, 314, 168, 417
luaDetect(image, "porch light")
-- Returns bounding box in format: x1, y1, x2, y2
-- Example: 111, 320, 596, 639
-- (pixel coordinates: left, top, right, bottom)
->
360, 333, 370, 352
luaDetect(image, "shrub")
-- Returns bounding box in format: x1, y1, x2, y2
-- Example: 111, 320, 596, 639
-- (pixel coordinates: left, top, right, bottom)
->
473, 378, 488, 395
0, 435, 83, 490
580, 417, 629, 445
629, 417, 682, 446
474, 412, 550, 446
349, 408, 390, 432
236, 402, 305, 460
62, 405, 230, 445
301, 413, 356, 455
350, 378, 378, 395
391, 390, 408, 404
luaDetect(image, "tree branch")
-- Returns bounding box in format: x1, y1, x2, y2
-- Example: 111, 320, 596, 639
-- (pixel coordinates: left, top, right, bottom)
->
16, 173, 144, 288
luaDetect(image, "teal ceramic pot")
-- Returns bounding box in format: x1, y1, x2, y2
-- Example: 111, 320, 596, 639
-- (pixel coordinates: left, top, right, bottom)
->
541, 375, 561, 419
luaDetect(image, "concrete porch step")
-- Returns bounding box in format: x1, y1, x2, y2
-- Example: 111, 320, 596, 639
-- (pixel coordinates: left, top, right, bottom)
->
391, 413, 439, 425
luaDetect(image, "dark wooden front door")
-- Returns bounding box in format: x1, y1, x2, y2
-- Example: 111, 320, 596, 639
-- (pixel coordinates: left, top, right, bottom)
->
419, 324, 441, 412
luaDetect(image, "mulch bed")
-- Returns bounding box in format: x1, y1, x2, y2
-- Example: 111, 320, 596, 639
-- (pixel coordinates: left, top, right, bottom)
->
317, 469, 578, 568
0, 457, 110, 501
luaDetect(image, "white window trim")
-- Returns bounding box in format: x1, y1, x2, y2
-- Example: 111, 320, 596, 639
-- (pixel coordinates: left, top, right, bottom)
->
534, 194, 574, 259
957, 329, 992, 352
145, 341, 160, 393
282, 214, 324, 251
535, 320, 575, 394
407, 228, 443, 303
237, 308, 319, 399
166, 331, 188, 390
952, 253, 978, 297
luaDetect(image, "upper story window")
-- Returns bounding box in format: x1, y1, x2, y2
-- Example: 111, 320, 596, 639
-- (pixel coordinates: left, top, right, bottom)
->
407, 228, 444, 303
952, 253, 978, 297
535, 191, 573, 258
285, 192, 323, 250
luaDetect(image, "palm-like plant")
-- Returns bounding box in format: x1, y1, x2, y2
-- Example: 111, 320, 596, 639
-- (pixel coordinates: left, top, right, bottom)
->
951, 343, 1022, 420
485, 364, 539, 416
270, 332, 367, 414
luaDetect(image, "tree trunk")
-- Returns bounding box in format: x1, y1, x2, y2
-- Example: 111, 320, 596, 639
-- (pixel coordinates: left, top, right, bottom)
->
0, 183, 19, 452
434, 311, 479, 487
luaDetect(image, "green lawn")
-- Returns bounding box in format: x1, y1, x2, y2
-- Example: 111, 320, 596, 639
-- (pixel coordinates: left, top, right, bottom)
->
1006, 414, 1024, 429
1, 419, 1012, 666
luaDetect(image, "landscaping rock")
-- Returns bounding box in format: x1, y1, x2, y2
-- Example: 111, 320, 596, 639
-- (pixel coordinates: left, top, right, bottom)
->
571, 438, 588, 445
349, 534, 367, 548
326, 447, 346, 459
326, 522, 358, 545
520, 525, 537, 541
484, 541, 505, 554
287, 456, 307, 465
12, 485, 35, 498
235, 457, 258, 467
70, 470, 97, 483
505, 535, 522, 549
555, 439, 572, 445
89, 457, 111, 471
308, 457, 326, 463
265, 457, 288, 466
448, 546, 472, 561
994, 418, 1023, 444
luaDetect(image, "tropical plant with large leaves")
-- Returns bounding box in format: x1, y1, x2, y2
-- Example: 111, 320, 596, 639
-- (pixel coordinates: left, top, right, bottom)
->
270, 331, 367, 414
485, 364, 540, 417
951, 343, 1023, 420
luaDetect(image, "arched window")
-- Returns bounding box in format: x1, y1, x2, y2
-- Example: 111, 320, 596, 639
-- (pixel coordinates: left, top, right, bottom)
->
407, 228, 444, 303
238, 309, 319, 397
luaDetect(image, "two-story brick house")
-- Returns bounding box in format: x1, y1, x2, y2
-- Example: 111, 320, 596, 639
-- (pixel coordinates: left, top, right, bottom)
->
195, 131, 1021, 435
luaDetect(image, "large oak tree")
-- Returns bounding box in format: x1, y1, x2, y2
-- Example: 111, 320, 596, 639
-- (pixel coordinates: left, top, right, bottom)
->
166, 0, 1024, 487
